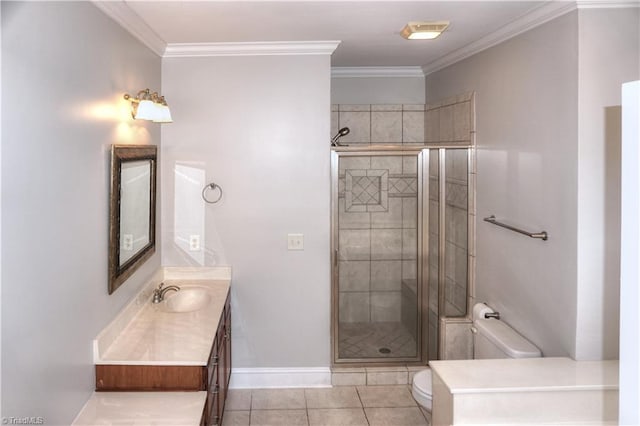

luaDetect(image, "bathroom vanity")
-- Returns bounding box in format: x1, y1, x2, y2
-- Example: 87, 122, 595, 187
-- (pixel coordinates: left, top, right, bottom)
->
430, 357, 619, 425
78, 268, 232, 426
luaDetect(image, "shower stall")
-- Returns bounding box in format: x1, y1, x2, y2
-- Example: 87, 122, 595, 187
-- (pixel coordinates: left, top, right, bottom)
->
331, 146, 472, 365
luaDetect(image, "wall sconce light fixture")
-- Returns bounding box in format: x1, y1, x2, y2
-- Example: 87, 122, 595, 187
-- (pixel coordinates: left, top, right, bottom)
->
123, 89, 173, 123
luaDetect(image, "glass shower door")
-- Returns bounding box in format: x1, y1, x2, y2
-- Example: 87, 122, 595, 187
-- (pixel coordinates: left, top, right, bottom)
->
443, 149, 469, 317
333, 151, 423, 362
427, 149, 440, 362
426, 148, 470, 361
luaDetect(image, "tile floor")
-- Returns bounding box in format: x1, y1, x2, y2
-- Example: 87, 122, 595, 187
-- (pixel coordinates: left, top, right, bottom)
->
222, 385, 430, 426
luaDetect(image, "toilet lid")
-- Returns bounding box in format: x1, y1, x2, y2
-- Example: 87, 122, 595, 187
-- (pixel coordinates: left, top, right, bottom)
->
413, 369, 432, 398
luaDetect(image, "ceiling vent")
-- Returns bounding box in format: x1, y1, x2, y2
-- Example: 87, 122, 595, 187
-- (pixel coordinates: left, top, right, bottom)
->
401, 21, 450, 40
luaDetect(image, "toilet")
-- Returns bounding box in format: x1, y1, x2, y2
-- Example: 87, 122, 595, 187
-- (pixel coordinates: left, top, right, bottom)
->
411, 367, 433, 411
411, 303, 541, 412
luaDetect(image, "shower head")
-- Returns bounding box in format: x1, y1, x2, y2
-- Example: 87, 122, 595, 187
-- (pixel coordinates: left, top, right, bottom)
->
331, 127, 350, 146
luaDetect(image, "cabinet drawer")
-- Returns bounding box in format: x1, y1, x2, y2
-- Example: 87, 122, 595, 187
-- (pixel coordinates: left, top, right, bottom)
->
95, 365, 205, 391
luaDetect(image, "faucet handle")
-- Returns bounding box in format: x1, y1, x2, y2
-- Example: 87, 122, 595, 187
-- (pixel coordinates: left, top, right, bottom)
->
152, 283, 164, 304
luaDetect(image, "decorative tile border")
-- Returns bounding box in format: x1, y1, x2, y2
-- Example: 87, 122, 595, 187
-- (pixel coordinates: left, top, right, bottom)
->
345, 169, 389, 212
389, 177, 417, 197
339, 175, 418, 199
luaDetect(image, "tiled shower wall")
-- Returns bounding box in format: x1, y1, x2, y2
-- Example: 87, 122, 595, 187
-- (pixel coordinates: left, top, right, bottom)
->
426, 92, 474, 144
333, 94, 476, 360
331, 104, 426, 145
338, 155, 418, 324
426, 93, 477, 360
426, 93, 475, 319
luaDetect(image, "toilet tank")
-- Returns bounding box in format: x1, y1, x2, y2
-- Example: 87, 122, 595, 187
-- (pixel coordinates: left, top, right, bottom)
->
473, 319, 541, 359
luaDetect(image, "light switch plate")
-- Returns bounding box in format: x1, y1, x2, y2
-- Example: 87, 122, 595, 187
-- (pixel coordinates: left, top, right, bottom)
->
287, 233, 304, 250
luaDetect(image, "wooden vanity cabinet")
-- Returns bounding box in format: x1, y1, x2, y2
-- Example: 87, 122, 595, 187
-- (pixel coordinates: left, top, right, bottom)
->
95, 290, 231, 426
203, 292, 231, 426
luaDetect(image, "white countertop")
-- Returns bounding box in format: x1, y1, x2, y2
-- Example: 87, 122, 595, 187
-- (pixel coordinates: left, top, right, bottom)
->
430, 357, 619, 394
95, 276, 230, 366
72, 391, 207, 425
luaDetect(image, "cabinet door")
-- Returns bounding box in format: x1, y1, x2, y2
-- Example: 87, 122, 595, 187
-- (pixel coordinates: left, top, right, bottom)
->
207, 291, 231, 426
208, 327, 225, 425
217, 318, 228, 421
208, 336, 219, 389
224, 299, 232, 389
207, 382, 220, 426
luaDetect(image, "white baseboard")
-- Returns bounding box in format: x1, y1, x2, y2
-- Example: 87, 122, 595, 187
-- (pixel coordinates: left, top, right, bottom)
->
229, 367, 332, 389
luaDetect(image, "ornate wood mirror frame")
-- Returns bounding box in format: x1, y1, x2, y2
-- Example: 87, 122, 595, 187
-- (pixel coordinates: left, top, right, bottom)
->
108, 145, 157, 294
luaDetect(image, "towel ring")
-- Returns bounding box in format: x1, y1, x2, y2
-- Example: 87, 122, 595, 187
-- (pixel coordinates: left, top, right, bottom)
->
202, 182, 223, 204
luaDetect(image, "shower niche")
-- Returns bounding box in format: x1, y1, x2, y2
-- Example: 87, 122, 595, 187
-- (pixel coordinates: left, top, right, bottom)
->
331, 147, 472, 365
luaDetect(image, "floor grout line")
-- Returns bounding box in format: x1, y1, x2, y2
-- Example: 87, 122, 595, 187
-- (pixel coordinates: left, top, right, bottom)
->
305, 387, 309, 426
355, 386, 371, 426
236, 385, 425, 426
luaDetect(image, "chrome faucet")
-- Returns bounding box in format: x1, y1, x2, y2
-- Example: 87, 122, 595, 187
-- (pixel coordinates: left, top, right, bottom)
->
152, 283, 180, 304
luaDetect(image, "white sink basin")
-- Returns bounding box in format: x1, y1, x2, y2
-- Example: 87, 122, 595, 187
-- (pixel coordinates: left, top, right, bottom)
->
160, 287, 211, 313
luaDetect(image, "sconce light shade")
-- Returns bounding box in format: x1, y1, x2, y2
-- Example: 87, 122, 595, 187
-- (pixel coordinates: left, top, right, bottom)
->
124, 89, 172, 123
135, 99, 158, 121
155, 107, 173, 123
154, 104, 173, 123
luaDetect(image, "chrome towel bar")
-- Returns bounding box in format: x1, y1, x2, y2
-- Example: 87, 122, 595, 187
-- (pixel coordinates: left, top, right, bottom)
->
483, 215, 548, 241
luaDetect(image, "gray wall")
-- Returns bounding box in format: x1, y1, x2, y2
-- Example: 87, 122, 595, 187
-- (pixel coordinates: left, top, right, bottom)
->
331, 76, 425, 105
426, 12, 580, 357
1, 2, 161, 423
575, 8, 640, 360
161, 54, 332, 368
426, 8, 640, 360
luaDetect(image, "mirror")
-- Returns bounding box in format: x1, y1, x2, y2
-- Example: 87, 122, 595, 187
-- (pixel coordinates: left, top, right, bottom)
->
109, 145, 157, 294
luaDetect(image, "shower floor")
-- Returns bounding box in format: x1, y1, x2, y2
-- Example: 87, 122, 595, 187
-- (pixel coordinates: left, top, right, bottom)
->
338, 321, 417, 359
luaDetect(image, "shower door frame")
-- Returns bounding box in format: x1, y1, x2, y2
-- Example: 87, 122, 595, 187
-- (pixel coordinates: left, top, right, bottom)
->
331, 144, 474, 367
331, 146, 428, 366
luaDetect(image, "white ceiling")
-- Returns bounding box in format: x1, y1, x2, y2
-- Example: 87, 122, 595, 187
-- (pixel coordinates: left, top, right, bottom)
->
120, 1, 570, 68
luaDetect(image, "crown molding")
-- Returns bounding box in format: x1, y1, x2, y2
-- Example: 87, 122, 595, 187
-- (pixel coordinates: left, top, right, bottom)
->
92, 1, 166, 57
577, 0, 640, 8
331, 67, 425, 78
92, 2, 338, 58
422, 1, 577, 76
164, 41, 341, 58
